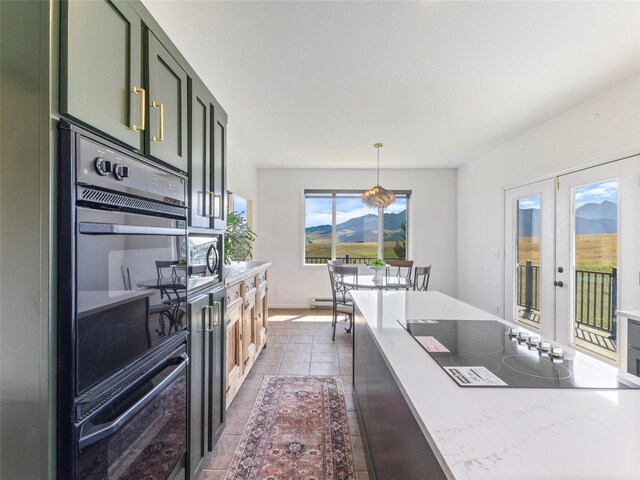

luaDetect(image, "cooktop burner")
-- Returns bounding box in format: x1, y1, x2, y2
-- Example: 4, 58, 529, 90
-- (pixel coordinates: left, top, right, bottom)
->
402, 319, 637, 389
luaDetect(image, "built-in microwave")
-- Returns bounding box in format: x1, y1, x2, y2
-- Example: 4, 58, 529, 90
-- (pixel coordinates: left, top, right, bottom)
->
188, 235, 223, 291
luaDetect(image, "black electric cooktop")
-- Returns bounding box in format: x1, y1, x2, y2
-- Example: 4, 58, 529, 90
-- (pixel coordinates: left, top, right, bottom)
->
402, 319, 637, 389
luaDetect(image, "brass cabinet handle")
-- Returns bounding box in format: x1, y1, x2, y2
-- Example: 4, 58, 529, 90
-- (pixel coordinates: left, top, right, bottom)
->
208, 191, 215, 218
151, 101, 164, 142
213, 301, 221, 327
213, 194, 222, 219
130, 87, 145, 131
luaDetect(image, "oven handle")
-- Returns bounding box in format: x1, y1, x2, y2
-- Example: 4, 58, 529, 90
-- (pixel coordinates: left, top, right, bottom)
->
79, 222, 185, 236
78, 353, 189, 450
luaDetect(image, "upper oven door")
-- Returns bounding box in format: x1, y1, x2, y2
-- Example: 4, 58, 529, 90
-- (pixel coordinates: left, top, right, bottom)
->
75, 207, 187, 395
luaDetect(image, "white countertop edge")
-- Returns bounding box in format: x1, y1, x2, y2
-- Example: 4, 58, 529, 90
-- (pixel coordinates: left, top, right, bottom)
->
617, 310, 640, 322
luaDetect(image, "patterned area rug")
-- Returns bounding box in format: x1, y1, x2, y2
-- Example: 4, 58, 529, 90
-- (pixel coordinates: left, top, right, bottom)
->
225, 376, 356, 480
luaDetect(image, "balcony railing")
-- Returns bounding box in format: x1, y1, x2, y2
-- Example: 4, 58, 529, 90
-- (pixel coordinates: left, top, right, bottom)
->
517, 263, 617, 335
305, 255, 399, 265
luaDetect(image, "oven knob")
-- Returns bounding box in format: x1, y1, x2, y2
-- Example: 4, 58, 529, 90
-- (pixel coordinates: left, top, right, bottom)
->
95, 157, 112, 176
113, 164, 129, 181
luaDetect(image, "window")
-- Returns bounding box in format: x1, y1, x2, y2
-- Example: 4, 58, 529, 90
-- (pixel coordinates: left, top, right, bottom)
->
304, 190, 410, 265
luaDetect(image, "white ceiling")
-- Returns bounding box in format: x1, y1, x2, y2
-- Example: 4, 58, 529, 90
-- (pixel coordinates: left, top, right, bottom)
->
143, 1, 640, 169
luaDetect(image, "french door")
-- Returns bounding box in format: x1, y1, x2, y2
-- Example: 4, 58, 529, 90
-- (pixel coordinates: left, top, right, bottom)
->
556, 157, 640, 363
503, 179, 555, 339
504, 155, 640, 365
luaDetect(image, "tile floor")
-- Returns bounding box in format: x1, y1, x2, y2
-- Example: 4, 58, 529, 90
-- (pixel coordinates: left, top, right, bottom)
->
199, 309, 369, 480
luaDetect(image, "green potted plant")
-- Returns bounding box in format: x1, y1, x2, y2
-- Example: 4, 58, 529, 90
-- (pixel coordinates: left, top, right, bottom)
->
368, 258, 387, 283
224, 211, 257, 265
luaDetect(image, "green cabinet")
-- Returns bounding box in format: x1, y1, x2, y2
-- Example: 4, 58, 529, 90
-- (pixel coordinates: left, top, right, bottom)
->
189, 80, 213, 228
212, 108, 227, 231
61, 0, 143, 150
187, 287, 225, 479
147, 32, 189, 173
189, 80, 227, 230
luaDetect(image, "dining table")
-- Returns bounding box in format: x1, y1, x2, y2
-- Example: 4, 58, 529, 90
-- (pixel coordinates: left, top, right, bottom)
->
342, 274, 412, 290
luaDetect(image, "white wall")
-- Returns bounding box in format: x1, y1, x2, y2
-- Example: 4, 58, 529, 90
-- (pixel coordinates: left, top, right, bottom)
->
257, 168, 457, 307
228, 156, 259, 249
457, 74, 640, 315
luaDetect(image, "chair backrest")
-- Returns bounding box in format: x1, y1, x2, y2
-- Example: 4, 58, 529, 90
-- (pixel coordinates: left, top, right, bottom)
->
413, 265, 432, 291
327, 263, 359, 304
121, 265, 131, 291
386, 259, 414, 280
156, 260, 176, 278
328, 259, 344, 266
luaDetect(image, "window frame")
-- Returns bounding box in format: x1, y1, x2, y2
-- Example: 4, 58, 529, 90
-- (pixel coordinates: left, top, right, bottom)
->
302, 189, 411, 267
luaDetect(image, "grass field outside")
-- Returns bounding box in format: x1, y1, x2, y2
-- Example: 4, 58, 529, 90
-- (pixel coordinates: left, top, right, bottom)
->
305, 241, 403, 262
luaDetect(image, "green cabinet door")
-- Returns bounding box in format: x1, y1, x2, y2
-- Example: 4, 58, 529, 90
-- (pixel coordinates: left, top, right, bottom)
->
207, 287, 226, 444
189, 80, 213, 228
188, 292, 210, 479
147, 32, 188, 173
61, 0, 143, 150
212, 107, 228, 231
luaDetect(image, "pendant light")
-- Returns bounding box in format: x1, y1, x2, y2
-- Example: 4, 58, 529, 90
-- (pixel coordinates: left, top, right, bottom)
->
361, 142, 396, 208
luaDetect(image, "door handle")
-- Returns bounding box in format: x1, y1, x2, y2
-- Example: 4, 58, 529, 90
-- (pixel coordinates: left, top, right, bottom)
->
151, 101, 164, 142
78, 354, 188, 449
554, 280, 564, 288
130, 86, 145, 131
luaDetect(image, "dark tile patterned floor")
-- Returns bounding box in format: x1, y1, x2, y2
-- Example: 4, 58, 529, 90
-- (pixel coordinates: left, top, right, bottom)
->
200, 309, 369, 479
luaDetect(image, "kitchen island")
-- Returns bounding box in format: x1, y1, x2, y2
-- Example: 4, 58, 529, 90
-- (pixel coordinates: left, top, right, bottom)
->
352, 290, 640, 480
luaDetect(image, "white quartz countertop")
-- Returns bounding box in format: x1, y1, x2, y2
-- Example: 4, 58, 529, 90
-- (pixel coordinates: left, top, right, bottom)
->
351, 290, 640, 480
223, 261, 270, 286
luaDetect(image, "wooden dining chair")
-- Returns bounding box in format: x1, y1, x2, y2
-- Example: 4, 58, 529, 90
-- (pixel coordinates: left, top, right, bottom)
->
327, 263, 358, 341
386, 259, 414, 281
413, 265, 432, 291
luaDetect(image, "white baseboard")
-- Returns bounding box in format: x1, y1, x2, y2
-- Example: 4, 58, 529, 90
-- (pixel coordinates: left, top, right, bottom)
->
269, 303, 327, 309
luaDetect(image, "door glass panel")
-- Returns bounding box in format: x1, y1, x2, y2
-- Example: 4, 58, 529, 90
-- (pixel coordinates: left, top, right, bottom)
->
304, 195, 333, 264
516, 195, 541, 330
573, 180, 618, 360
335, 196, 378, 263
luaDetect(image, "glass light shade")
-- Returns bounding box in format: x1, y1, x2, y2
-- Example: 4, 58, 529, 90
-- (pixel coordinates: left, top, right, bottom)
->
361, 185, 396, 208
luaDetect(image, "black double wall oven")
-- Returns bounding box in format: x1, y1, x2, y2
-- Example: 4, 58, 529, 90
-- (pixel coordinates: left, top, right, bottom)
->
58, 121, 191, 479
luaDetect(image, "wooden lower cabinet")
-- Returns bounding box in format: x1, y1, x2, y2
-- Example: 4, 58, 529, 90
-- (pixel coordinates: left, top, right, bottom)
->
224, 264, 270, 408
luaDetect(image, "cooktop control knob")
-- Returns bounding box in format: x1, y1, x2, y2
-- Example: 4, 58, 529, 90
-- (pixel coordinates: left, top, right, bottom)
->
94, 157, 112, 176
113, 164, 130, 181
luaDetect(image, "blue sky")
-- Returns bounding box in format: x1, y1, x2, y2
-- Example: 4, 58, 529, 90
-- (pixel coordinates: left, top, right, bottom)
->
575, 180, 618, 208
517, 180, 618, 211
305, 196, 406, 227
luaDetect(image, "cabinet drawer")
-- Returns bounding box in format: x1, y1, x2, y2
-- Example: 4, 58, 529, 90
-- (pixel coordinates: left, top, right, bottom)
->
242, 276, 257, 294
226, 283, 241, 306
628, 320, 640, 349
256, 269, 267, 286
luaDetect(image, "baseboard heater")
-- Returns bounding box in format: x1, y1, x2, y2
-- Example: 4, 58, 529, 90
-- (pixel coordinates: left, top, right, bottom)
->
309, 297, 333, 309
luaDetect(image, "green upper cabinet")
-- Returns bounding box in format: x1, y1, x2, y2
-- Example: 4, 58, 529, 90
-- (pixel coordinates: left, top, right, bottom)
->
190, 80, 212, 228
189, 79, 227, 230
61, 0, 143, 150
212, 108, 227, 231
147, 32, 188, 173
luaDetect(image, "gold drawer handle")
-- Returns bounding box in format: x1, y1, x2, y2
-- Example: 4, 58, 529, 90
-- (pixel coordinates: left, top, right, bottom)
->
130, 86, 145, 131
151, 101, 164, 142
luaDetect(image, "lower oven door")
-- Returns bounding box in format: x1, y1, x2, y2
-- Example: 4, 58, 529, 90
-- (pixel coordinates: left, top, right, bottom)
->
76, 345, 188, 480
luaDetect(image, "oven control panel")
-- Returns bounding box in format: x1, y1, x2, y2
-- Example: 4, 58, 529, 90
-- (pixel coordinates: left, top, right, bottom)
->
76, 136, 186, 206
